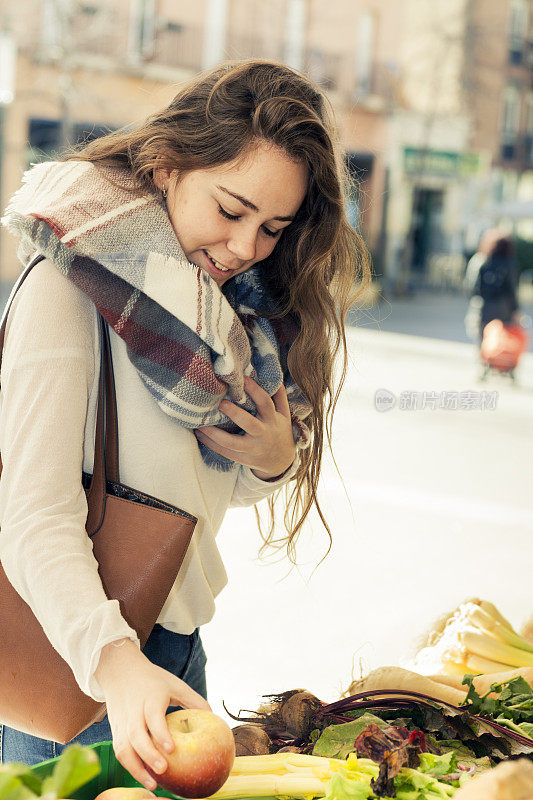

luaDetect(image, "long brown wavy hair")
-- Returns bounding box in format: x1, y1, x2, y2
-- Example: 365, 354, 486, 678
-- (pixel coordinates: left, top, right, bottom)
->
64, 58, 372, 563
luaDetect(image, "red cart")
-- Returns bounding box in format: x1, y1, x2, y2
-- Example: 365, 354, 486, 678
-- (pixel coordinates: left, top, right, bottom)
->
480, 319, 530, 381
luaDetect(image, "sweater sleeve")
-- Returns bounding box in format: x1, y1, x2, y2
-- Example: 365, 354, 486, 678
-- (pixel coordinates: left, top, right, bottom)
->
0, 259, 140, 703
229, 455, 299, 508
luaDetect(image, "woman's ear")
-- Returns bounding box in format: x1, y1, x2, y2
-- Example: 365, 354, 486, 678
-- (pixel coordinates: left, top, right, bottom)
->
153, 167, 172, 191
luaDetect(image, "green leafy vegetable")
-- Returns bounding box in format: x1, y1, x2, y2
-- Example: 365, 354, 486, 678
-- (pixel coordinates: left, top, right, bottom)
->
313, 715, 391, 759
323, 770, 373, 800
417, 752, 457, 778
41, 745, 100, 799
393, 767, 454, 798
323, 752, 466, 800
0, 745, 100, 800
461, 674, 533, 744
0, 764, 43, 800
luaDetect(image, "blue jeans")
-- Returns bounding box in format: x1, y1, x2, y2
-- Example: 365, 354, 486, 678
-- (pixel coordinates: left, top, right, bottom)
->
0, 625, 207, 766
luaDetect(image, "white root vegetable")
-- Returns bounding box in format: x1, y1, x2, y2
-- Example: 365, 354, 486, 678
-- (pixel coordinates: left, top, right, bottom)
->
471, 665, 533, 693
426, 674, 466, 691
429, 666, 533, 695
347, 666, 467, 706
452, 758, 533, 800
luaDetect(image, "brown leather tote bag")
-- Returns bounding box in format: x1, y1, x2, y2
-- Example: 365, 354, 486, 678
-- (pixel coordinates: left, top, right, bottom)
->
0, 255, 198, 744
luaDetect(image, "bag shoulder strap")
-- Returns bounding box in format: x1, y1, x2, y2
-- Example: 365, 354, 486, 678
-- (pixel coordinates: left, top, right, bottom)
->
0, 254, 120, 534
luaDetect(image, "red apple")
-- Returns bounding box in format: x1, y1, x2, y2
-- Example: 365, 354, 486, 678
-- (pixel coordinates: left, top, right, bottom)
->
94, 788, 156, 800
147, 709, 235, 798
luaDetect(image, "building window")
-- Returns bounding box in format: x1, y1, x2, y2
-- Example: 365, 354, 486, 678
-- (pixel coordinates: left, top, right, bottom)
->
501, 85, 521, 159
502, 86, 521, 139
27, 118, 114, 164
509, 0, 528, 64
355, 11, 376, 95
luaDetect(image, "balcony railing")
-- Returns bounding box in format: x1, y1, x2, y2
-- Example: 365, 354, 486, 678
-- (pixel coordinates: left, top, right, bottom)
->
21, 11, 396, 110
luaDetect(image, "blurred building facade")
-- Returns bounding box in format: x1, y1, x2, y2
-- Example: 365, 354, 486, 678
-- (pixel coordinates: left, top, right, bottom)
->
1, 0, 533, 293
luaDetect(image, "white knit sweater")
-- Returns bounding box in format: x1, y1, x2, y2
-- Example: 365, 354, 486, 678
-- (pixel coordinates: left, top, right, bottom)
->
0, 258, 297, 702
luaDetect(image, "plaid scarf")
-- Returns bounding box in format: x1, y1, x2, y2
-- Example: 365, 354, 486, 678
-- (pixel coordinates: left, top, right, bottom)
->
2, 160, 311, 472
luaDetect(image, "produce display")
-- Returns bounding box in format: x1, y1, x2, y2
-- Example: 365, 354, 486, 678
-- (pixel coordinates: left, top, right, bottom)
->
221, 600, 533, 797
1, 600, 532, 800
224, 672, 533, 797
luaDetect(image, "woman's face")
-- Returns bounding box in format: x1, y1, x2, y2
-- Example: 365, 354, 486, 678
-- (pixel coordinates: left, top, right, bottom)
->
155, 140, 308, 286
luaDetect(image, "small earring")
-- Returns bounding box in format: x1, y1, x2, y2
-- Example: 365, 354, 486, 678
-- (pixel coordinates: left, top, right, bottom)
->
162, 186, 167, 199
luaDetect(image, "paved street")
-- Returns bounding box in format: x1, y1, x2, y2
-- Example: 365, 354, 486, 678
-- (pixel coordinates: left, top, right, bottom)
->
202, 325, 533, 725
349, 288, 533, 350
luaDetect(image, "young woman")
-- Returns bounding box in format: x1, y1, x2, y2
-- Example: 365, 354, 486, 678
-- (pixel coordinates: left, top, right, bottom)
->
0, 59, 370, 781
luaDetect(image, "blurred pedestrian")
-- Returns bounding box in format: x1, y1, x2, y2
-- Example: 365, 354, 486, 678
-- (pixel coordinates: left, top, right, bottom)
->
464, 228, 503, 293
465, 229, 520, 345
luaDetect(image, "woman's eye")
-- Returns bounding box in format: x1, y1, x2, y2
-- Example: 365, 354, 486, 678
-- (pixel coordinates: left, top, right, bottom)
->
263, 227, 281, 238
218, 205, 240, 221
217, 205, 281, 239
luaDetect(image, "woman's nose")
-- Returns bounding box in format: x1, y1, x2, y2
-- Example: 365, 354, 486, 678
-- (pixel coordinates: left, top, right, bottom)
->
227, 227, 258, 262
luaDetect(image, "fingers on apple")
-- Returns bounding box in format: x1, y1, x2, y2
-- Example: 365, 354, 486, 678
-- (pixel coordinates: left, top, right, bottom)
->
129, 728, 168, 777
145, 706, 175, 754
113, 741, 158, 792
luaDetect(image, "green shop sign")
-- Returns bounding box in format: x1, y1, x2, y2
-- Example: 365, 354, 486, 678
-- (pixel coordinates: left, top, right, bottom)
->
403, 147, 481, 177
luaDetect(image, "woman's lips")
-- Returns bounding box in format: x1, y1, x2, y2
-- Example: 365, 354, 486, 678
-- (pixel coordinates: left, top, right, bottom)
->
202, 250, 235, 278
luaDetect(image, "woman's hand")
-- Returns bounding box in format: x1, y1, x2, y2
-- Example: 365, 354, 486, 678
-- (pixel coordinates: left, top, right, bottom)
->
194, 376, 296, 480
95, 639, 211, 790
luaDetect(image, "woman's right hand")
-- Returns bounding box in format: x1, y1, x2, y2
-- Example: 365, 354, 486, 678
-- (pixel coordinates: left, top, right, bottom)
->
94, 638, 211, 790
